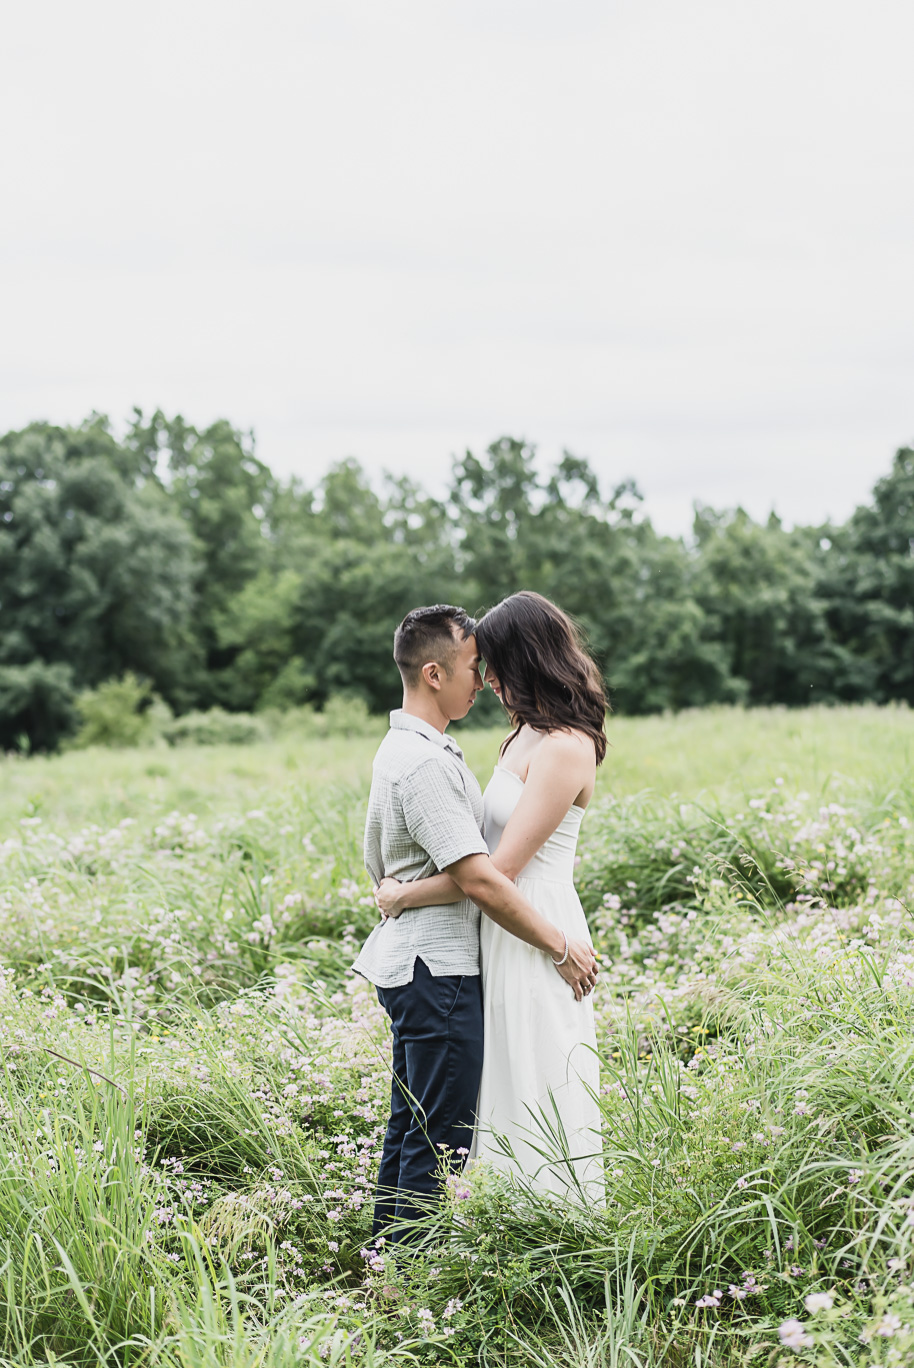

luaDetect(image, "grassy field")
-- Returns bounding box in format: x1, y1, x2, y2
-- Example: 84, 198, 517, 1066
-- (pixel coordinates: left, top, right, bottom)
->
5, 702, 913, 824
1, 704, 913, 1366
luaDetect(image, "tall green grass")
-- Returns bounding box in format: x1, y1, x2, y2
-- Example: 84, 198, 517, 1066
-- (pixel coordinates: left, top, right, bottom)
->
0, 704, 912, 1364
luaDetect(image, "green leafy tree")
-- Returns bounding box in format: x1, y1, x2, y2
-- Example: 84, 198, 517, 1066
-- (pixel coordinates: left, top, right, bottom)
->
449, 436, 542, 602
605, 536, 742, 712
159, 416, 276, 703
693, 507, 835, 705
288, 538, 457, 712
0, 661, 76, 753
448, 439, 738, 712
4, 406, 914, 745
213, 569, 310, 712
0, 419, 200, 746
316, 458, 387, 543
820, 448, 914, 703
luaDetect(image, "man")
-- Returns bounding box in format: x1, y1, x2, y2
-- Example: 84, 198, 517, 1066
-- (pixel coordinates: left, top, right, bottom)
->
353, 604, 597, 1242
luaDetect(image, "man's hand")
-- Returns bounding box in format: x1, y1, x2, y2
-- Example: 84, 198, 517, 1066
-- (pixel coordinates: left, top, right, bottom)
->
375, 878, 406, 919
553, 936, 599, 1002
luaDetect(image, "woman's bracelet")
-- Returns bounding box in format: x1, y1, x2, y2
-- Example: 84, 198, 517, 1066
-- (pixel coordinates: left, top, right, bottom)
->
552, 931, 569, 966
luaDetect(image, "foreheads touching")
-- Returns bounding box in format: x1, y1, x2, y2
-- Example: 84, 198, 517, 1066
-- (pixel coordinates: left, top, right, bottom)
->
393, 604, 477, 689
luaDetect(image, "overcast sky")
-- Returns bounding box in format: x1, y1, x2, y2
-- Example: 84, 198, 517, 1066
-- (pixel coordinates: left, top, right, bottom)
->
2, 0, 913, 536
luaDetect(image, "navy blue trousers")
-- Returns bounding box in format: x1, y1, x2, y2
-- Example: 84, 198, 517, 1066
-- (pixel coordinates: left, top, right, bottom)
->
372, 957, 484, 1243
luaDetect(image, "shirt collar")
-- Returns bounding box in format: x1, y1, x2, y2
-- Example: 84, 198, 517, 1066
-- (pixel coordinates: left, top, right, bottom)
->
389, 708, 465, 759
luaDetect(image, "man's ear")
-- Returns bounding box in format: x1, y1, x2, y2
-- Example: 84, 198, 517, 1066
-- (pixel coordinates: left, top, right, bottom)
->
421, 660, 442, 691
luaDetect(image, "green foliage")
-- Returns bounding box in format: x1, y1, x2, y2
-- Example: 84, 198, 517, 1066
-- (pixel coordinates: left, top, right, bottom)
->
0, 416, 200, 741
320, 694, 376, 737
258, 657, 316, 712
162, 706, 270, 747
693, 509, 834, 706
0, 659, 76, 752
1, 711, 912, 1364
821, 447, 914, 704
71, 672, 170, 749
3, 408, 914, 751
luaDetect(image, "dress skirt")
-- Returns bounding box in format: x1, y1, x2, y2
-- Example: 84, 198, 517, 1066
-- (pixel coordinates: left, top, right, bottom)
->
470, 873, 604, 1203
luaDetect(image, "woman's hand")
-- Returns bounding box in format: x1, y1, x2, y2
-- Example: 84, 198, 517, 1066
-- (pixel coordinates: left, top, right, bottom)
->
552, 936, 599, 1001
375, 877, 407, 919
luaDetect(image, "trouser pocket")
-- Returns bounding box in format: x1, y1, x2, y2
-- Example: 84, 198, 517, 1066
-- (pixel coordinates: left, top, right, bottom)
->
443, 975, 464, 1017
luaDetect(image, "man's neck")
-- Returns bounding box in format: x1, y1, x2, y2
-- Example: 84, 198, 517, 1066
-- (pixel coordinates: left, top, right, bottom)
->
400, 691, 450, 735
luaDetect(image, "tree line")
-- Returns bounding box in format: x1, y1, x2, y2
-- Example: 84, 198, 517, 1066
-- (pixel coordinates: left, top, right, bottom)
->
1, 409, 912, 751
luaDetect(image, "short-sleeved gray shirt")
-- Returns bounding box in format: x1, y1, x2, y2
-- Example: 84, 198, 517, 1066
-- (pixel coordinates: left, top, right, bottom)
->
352, 710, 489, 988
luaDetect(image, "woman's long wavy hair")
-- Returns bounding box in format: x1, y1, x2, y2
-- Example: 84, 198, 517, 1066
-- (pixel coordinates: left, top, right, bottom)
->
475, 591, 608, 764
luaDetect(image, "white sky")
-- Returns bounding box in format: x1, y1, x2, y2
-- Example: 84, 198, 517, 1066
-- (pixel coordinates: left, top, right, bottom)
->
2, 0, 913, 536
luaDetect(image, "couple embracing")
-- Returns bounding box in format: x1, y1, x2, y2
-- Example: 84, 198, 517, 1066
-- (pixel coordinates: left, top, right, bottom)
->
353, 591, 607, 1243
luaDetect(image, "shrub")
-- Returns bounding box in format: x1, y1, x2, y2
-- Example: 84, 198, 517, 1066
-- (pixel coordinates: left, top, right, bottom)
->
321, 694, 376, 737
263, 704, 327, 739
70, 672, 166, 749
162, 707, 269, 747
267, 695, 383, 740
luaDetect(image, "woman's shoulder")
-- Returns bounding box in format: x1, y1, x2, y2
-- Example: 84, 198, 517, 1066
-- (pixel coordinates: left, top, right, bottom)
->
530, 727, 595, 768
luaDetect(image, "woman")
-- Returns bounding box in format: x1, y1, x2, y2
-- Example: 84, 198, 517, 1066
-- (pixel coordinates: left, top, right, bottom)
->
375, 591, 606, 1202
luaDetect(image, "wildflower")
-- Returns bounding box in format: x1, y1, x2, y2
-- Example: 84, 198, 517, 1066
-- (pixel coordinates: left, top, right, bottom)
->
778, 1319, 813, 1349
327, 1241, 339, 1253
804, 1292, 834, 1313
445, 1173, 471, 1200
736, 1177, 748, 1189
875, 1313, 903, 1338
695, 1291, 722, 1309
847, 1169, 863, 1186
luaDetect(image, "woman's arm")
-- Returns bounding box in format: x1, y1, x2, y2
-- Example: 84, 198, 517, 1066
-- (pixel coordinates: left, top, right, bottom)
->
491, 732, 595, 878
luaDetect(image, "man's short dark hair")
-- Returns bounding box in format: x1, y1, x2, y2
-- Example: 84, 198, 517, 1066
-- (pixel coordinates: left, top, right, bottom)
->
393, 605, 476, 687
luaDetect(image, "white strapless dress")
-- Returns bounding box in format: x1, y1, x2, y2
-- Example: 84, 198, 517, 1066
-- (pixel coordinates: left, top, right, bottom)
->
470, 765, 603, 1202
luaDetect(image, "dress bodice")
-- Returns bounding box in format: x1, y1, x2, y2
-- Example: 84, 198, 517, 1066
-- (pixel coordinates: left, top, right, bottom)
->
482, 765, 584, 883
